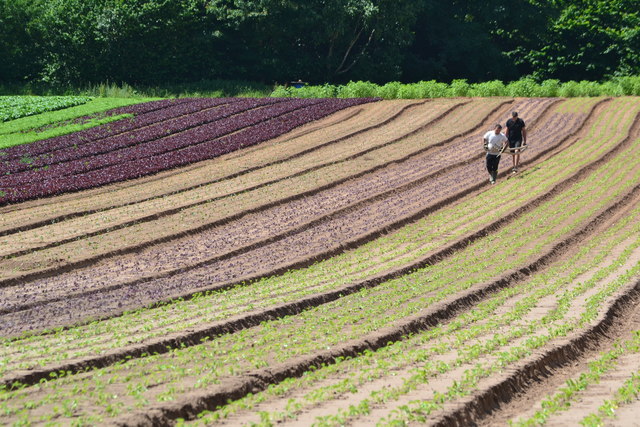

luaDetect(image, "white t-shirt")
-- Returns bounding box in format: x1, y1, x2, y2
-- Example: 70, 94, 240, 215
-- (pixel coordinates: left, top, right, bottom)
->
484, 130, 508, 154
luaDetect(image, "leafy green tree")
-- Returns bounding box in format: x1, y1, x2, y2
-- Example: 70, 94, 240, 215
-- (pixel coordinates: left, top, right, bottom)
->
205, 0, 421, 83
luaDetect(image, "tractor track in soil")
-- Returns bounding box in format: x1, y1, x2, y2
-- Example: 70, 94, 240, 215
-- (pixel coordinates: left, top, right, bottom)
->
110, 177, 640, 427
0, 98, 492, 285
2, 98, 634, 390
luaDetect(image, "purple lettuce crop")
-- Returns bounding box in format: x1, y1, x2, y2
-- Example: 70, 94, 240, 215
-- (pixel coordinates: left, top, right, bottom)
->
0, 97, 377, 205
2, 98, 282, 179
1, 98, 232, 164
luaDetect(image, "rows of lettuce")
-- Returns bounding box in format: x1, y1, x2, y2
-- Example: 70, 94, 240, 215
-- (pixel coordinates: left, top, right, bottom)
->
0, 97, 376, 204
2, 98, 640, 424
0, 96, 92, 122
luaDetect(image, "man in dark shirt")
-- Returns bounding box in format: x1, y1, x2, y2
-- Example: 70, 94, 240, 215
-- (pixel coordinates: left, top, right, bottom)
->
505, 111, 527, 173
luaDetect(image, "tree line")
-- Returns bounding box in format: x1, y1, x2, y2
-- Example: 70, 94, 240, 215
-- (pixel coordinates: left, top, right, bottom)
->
1, 0, 638, 88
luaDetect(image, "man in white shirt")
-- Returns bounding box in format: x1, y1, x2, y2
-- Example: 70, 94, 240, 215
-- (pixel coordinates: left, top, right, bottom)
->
483, 124, 508, 184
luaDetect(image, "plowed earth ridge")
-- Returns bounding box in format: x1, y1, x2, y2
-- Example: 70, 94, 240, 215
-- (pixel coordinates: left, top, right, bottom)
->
0, 98, 596, 330
4, 122, 638, 425
2, 98, 629, 387
0, 100, 424, 233
0, 99, 467, 259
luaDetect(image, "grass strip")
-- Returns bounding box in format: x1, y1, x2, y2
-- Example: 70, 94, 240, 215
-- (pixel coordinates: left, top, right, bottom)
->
0, 98, 153, 139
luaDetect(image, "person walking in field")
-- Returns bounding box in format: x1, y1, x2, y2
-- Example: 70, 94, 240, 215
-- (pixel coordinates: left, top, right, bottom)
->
483, 124, 508, 184
505, 111, 527, 173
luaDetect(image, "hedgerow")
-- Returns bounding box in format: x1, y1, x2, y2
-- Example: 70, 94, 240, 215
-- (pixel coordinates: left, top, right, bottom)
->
271, 76, 640, 99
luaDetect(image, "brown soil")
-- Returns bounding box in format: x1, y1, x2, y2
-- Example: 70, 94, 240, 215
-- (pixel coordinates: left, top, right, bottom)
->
3, 101, 638, 395
2, 98, 640, 426
0, 99, 588, 328
0, 100, 426, 232
0, 99, 472, 278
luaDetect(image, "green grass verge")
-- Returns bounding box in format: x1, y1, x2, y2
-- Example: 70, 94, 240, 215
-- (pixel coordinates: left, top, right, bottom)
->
0, 97, 157, 150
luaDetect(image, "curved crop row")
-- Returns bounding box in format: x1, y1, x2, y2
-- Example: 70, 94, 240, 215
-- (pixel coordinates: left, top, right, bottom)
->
0, 98, 582, 311
0, 100, 424, 235
0, 98, 600, 335
0, 98, 375, 205
1, 97, 242, 174
2, 108, 639, 424
1, 98, 278, 180
0, 98, 472, 282
182, 208, 640, 426
0, 98, 635, 374
0, 98, 192, 159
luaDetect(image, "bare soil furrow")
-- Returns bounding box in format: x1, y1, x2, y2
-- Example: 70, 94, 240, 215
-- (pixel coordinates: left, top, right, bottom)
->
3, 141, 638, 388
0, 98, 544, 263
108, 185, 640, 426
0, 99, 612, 336
0, 100, 426, 235
0, 99, 462, 257
0, 99, 495, 285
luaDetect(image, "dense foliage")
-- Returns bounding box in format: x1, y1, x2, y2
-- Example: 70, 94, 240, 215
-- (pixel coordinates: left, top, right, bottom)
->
0, 0, 638, 87
0, 96, 91, 121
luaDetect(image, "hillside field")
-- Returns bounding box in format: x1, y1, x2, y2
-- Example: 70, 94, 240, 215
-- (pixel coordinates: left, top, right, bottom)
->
1, 95, 640, 426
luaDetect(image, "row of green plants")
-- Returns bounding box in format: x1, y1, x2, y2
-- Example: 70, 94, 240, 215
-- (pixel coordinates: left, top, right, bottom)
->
271, 76, 640, 99
513, 330, 640, 426
204, 214, 640, 426
581, 368, 640, 426
1, 98, 638, 424
0, 96, 91, 122
0, 97, 622, 375
6, 77, 640, 101
0, 98, 152, 150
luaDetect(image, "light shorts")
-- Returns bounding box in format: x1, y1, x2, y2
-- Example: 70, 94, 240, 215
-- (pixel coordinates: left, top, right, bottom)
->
509, 139, 523, 149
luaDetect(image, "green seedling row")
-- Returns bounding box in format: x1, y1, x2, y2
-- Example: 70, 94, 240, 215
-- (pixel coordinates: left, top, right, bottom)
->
1, 99, 638, 423
0, 96, 91, 123
184, 208, 640, 425
0, 97, 626, 373
511, 331, 640, 426
580, 369, 640, 426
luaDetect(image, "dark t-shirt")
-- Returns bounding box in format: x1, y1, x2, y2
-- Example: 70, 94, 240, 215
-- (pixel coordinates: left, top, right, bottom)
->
506, 118, 525, 141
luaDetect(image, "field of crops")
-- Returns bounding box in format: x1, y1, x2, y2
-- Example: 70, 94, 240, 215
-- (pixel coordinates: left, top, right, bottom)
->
2, 95, 640, 426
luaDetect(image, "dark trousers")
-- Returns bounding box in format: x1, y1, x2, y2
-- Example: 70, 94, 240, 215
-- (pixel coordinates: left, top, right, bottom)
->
486, 153, 500, 174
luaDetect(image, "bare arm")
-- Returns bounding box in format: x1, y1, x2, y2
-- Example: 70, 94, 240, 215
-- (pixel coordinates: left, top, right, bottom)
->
522, 127, 527, 144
